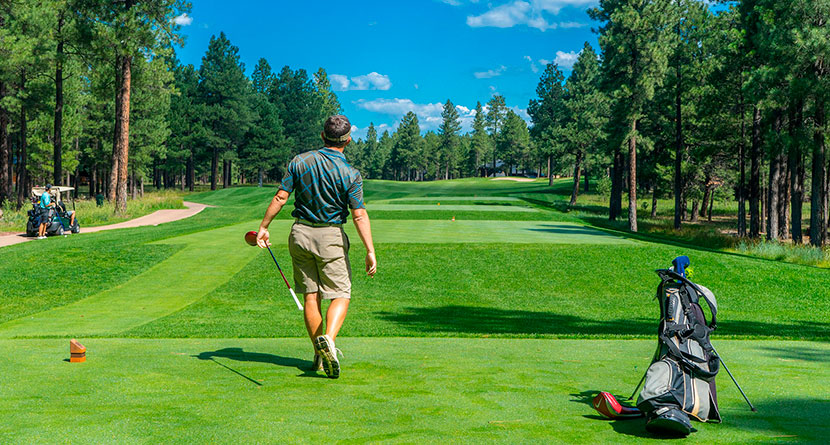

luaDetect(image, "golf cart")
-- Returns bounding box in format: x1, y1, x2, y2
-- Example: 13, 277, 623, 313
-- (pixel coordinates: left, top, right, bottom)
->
26, 186, 81, 237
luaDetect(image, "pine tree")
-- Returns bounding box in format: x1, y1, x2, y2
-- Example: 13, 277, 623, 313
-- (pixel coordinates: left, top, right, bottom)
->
561, 42, 607, 205
438, 99, 461, 180
393, 112, 421, 180
590, 0, 673, 231
198, 32, 253, 190
469, 102, 489, 177
486, 95, 507, 174
528, 63, 566, 186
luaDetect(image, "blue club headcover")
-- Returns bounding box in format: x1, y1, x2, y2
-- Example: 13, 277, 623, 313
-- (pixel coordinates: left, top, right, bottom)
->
672, 256, 690, 278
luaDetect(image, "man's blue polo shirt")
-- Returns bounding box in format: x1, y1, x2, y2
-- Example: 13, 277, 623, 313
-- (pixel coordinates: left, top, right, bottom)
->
279, 147, 364, 224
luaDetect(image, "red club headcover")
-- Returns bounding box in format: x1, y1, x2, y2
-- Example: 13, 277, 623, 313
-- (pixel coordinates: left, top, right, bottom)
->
592, 391, 643, 419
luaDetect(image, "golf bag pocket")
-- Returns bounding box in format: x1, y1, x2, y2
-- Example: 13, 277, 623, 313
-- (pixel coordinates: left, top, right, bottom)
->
638, 357, 717, 424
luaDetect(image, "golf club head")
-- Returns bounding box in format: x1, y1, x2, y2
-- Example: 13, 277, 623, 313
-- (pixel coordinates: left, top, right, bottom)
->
592, 392, 643, 420
244, 231, 258, 246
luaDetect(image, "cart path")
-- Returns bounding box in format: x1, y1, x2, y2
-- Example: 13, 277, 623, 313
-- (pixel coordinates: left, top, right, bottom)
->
0, 201, 211, 248
0, 221, 256, 338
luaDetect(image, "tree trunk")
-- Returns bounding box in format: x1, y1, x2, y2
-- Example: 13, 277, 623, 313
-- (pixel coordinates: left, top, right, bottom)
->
0, 80, 8, 207
707, 189, 714, 222
569, 150, 582, 206
789, 100, 804, 243
674, 58, 683, 230
628, 119, 638, 232
228, 159, 233, 187
188, 149, 195, 191
547, 155, 553, 186
258, 167, 264, 187
53, 12, 65, 186
584, 174, 589, 192
651, 183, 658, 218
15, 72, 28, 208
115, 54, 132, 213
690, 200, 700, 222
779, 151, 790, 240
749, 106, 762, 238
701, 181, 712, 222
767, 144, 780, 240
91, 165, 97, 197
610, 149, 623, 221
210, 146, 218, 190
738, 99, 747, 237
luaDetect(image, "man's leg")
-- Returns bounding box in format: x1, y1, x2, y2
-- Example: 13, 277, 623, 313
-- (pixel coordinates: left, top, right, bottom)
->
325, 298, 350, 341
38, 223, 45, 237
303, 292, 323, 344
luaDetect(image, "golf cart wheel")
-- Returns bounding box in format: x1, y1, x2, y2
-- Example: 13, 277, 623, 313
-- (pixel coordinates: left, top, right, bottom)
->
26, 221, 36, 237
72, 221, 80, 233
55, 225, 64, 237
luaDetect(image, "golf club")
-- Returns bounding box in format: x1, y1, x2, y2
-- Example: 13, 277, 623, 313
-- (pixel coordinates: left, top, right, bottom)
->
712, 346, 756, 412
245, 231, 303, 311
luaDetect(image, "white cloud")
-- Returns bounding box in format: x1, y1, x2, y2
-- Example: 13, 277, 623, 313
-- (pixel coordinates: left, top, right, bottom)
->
331, 72, 392, 91
554, 50, 580, 69
539, 58, 551, 66
466, 0, 594, 31
355, 98, 529, 133
173, 13, 193, 26
525, 55, 539, 73
473, 65, 507, 79
330, 74, 350, 91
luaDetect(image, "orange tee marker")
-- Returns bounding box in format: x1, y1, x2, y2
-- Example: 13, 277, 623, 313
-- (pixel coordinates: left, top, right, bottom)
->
70, 339, 86, 363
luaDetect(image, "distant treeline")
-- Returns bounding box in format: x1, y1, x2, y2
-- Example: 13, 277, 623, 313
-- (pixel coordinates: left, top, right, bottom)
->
1, 1, 829, 246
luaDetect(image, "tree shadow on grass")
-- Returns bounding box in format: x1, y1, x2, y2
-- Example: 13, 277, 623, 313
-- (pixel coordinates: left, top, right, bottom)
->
376, 306, 830, 338
759, 345, 830, 363
723, 398, 830, 441
377, 305, 654, 336
526, 224, 623, 238
194, 348, 322, 382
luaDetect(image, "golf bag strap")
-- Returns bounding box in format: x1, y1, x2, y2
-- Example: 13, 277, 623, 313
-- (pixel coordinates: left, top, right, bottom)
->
660, 270, 717, 329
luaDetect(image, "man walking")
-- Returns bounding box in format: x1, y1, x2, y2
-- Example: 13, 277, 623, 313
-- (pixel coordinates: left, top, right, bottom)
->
256, 115, 376, 379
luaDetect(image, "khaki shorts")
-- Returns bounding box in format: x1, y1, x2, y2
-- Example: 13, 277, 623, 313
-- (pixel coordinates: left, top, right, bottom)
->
288, 223, 352, 300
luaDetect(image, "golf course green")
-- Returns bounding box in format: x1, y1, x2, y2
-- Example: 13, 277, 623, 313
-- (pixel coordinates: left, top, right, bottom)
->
1, 178, 827, 443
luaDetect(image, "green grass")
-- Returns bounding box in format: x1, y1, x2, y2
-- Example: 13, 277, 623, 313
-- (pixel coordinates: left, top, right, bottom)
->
1, 338, 826, 443
0, 178, 828, 443
0, 190, 185, 232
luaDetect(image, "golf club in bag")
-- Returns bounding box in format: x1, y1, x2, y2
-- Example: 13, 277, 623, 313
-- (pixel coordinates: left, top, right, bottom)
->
245, 231, 303, 311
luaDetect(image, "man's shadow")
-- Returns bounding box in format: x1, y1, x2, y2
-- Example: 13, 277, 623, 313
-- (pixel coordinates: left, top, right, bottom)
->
194, 347, 324, 384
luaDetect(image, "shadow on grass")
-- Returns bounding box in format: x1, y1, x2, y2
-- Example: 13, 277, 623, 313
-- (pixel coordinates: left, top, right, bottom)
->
525, 224, 622, 238
759, 345, 830, 363
725, 398, 830, 441
194, 348, 322, 382
377, 305, 653, 336
570, 390, 656, 439
377, 306, 830, 338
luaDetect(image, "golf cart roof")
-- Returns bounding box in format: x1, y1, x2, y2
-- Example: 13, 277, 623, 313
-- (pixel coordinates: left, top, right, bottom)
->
32, 186, 74, 196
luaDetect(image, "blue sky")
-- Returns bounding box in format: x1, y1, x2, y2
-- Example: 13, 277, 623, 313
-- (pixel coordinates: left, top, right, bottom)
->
174, 0, 600, 139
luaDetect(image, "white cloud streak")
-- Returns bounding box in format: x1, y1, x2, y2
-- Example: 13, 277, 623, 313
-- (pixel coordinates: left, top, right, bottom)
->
173, 13, 193, 26
553, 50, 580, 69
330, 72, 392, 91
355, 98, 528, 133
466, 0, 594, 31
473, 65, 507, 79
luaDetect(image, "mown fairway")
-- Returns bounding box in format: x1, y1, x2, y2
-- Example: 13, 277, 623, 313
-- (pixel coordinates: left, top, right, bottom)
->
1, 178, 828, 443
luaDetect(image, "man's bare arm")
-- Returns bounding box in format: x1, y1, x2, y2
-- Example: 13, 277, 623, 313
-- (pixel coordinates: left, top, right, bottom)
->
256, 189, 290, 248
351, 207, 377, 277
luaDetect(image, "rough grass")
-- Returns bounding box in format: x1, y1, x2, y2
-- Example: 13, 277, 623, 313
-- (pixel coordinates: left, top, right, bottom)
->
0, 190, 184, 232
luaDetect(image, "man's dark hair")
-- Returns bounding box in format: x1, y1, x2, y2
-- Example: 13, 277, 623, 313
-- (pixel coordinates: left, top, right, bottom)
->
323, 115, 351, 148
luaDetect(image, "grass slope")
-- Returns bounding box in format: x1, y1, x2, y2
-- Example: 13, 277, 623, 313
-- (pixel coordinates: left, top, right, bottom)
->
0, 338, 826, 443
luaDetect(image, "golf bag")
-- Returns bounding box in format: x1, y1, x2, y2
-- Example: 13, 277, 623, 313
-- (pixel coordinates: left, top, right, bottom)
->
636, 256, 721, 436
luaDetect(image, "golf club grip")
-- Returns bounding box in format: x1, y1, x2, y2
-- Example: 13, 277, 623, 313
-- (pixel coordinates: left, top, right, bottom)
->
289, 288, 303, 311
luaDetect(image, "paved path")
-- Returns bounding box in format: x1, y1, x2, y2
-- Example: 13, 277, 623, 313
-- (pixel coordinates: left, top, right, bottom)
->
0, 201, 210, 248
